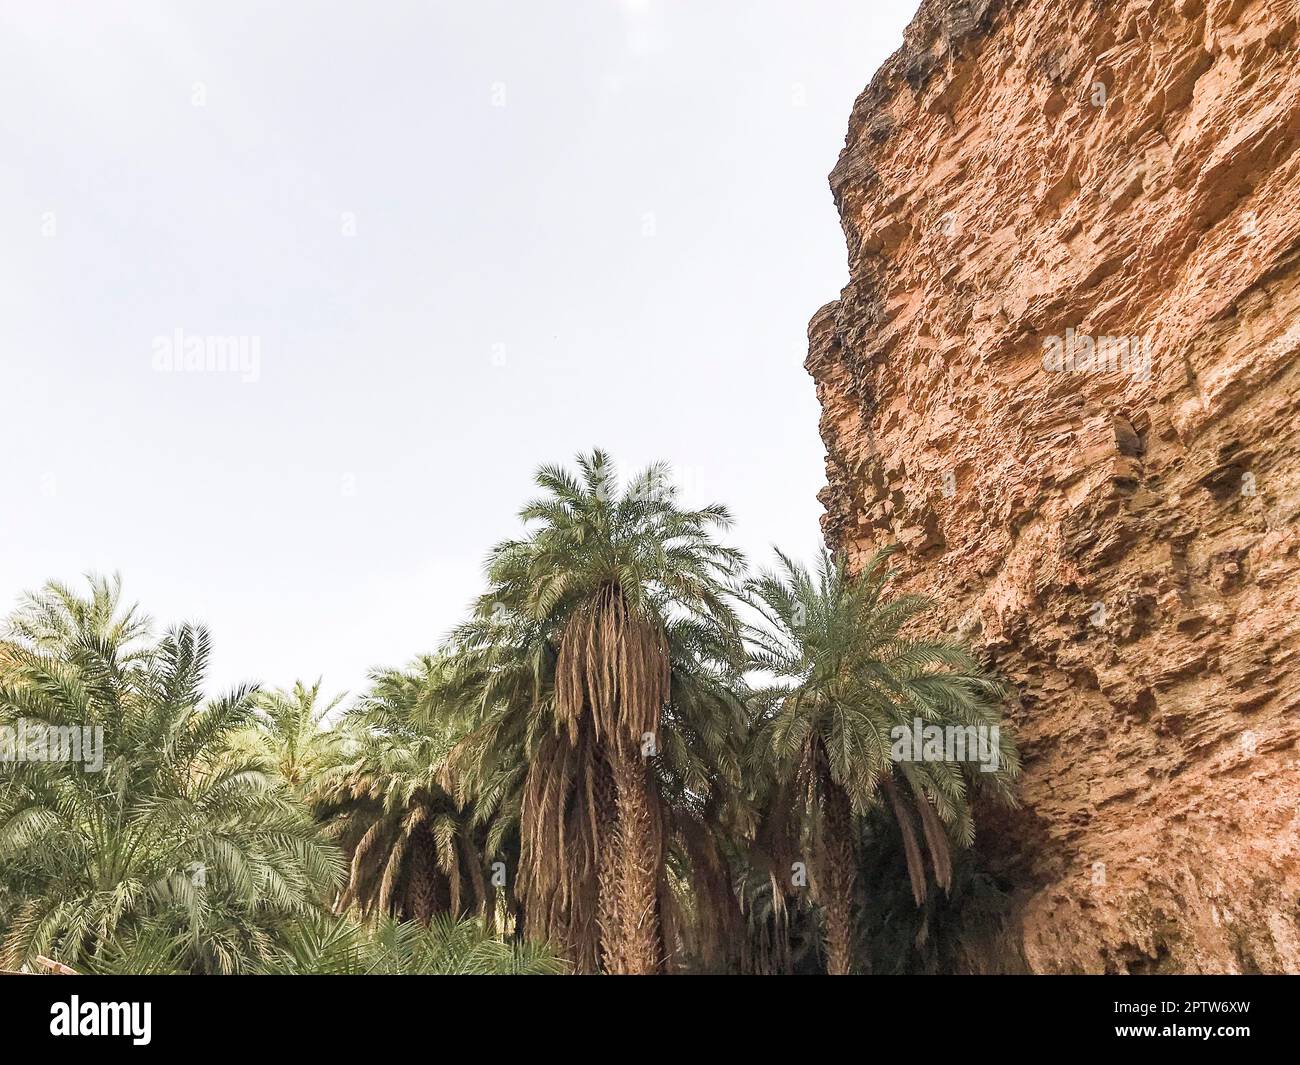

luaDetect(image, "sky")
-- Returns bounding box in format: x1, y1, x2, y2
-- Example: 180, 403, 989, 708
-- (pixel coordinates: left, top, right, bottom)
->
0, 0, 915, 699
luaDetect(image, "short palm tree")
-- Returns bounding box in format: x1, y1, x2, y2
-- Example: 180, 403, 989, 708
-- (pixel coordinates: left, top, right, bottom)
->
227, 679, 346, 792
451, 450, 746, 973
311, 657, 503, 925
0, 576, 342, 973
255, 913, 566, 975
83, 913, 566, 975
746, 547, 1018, 974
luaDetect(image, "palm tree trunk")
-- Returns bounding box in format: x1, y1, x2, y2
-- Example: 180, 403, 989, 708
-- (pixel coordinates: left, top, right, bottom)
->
605, 747, 662, 974
595, 750, 623, 973
821, 780, 856, 975
407, 828, 439, 924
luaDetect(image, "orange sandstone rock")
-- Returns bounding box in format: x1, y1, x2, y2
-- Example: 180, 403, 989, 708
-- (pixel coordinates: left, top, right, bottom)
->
808, 0, 1300, 973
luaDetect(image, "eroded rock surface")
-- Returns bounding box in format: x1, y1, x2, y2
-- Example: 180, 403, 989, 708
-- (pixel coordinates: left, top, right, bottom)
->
809, 0, 1300, 972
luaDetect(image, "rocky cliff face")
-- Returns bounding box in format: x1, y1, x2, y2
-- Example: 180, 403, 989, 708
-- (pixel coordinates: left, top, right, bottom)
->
808, 0, 1300, 973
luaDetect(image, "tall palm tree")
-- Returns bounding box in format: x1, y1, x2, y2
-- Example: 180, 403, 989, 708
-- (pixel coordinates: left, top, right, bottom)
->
0, 576, 342, 973
451, 450, 746, 973
746, 547, 1019, 974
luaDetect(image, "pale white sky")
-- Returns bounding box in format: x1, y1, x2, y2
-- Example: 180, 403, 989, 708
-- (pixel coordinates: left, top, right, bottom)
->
0, 0, 914, 698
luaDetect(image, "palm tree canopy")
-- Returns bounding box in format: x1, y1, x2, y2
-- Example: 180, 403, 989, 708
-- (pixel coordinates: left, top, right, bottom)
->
226, 679, 347, 791
83, 913, 566, 976
748, 546, 1018, 830
310, 656, 500, 923
0, 576, 343, 973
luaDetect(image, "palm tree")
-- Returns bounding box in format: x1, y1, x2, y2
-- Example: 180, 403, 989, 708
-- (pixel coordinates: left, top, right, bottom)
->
746, 547, 1019, 974
450, 450, 746, 973
0, 576, 342, 973
255, 913, 566, 975
228, 679, 346, 793
84, 913, 566, 975
311, 657, 504, 926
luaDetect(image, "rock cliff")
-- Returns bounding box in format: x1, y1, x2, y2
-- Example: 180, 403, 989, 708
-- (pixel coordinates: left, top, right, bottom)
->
808, 0, 1300, 972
